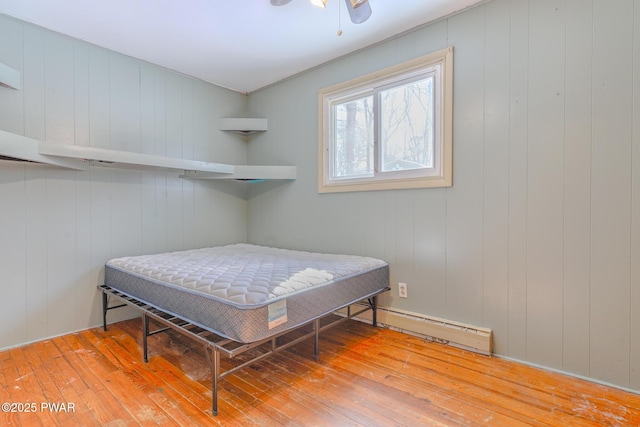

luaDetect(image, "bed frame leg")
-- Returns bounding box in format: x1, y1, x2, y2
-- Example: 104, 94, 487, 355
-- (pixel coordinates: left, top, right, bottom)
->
372, 295, 378, 327
142, 313, 149, 363
205, 346, 220, 416
102, 291, 108, 331
313, 319, 320, 360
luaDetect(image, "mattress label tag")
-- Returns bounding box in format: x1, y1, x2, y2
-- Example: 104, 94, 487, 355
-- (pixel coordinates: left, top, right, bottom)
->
268, 299, 287, 329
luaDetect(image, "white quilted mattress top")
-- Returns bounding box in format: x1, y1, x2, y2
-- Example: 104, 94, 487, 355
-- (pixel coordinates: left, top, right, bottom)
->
106, 243, 388, 306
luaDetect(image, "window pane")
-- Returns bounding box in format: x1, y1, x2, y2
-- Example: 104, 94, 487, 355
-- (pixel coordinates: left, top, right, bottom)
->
333, 96, 374, 178
379, 76, 435, 172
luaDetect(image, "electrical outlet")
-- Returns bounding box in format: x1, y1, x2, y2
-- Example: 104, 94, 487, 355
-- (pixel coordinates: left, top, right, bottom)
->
398, 282, 408, 298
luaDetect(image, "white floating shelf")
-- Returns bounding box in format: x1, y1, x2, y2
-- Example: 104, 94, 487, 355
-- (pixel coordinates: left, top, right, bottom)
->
0, 129, 295, 184
0, 62, 21, 90
182, 165, 296, 181
220, 118, 267, 136
0, 130, 87, 170
38, 142, 234, 175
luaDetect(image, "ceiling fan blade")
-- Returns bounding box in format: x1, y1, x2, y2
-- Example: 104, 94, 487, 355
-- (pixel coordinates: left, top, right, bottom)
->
270, 0, 292, 5
350, 0, 368, 8
345, 0, 371, 24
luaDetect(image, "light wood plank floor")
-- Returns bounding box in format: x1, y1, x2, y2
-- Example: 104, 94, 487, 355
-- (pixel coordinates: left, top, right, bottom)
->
1, 317, 639, 426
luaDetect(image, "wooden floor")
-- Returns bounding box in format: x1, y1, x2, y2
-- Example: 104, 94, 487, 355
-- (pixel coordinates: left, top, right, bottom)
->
1, 318, 639, 427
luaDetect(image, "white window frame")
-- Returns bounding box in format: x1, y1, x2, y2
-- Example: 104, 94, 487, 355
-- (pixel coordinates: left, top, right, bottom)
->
318, 47, 453, 193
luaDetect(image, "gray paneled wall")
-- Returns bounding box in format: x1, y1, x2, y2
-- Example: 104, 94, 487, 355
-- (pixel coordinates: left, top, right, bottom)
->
0, 15, 248, 349
247, 0, 640, 392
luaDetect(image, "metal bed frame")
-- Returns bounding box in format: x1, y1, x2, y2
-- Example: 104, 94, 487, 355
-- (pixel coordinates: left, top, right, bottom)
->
100, 284, 389, 416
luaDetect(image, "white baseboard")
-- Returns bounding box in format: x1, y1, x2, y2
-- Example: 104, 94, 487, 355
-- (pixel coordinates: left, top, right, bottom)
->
340, 304, 493, 355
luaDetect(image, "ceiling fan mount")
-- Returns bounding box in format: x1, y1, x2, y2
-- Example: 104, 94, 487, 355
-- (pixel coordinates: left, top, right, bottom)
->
270, 0, 372, 24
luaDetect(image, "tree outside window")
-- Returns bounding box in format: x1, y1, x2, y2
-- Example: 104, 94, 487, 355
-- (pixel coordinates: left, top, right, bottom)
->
318, 47, 452, 193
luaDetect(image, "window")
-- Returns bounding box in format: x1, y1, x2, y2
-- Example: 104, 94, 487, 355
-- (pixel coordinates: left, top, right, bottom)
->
318, 47, 453, 193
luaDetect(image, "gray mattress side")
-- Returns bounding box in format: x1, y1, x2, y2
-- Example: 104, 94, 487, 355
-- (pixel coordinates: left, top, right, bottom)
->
104, 264, 389, 343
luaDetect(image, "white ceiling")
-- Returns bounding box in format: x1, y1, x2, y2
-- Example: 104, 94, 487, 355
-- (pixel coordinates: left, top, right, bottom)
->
0, 0, 483, 93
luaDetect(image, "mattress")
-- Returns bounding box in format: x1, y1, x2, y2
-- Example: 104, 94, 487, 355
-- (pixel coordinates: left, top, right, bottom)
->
104, 243, 389, 343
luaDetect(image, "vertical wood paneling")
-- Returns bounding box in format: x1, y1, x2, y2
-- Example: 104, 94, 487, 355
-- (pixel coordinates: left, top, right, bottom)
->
413, 189, 447, 317
74, 171, 96, 327
109, 57, 142, 257
562, 0, 593, 377
245, 0, 640, 393
166, 179, 185, 252
140, 64, 158, 255
22, 27, 48, 342
109, 56, 141, 152
25, 166, 48, 341
526, 0, 565, 367
139, 172, 158, 254
407, 19, 450, 318
165, 74, 184, 249
0, 162, 27, 348
482, 0, 510, 354
245, 86, 285, 246
46, 169, 78, 335
73, 41, 90, 146
165, 74, 182, 159
192, 83, 218, 249
507, 0, 529, 360
88, 170, 114, 287
0, 15, 248, 350
44, 33, 74, 145
43, 33, 78, 336
87, 46, 113, 300
181, 80, 194, 161
280, 79, 322, 250
394, 190, 415, 307
383, 191, 398, 286
0, 16, 23, 134
192, 80, 212, 162
88, 46, 110, 149
632, 0, 640, 391
23, 26, 46, 141
111, 169, 142, 257
139, 64, 156, 156
354, 191, 386, 259
22, 26, 49, 341
181, 79, 195, 248
590, 0, 633, 387
4, 0, 640, 394
445, 6, 485, 325
153, 69, 169, 253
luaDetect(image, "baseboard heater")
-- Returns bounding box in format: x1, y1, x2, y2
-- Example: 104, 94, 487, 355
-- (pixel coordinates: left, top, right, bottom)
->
340, 304, 493, 355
